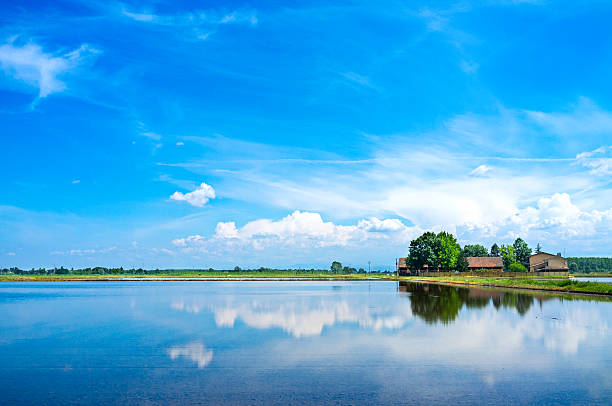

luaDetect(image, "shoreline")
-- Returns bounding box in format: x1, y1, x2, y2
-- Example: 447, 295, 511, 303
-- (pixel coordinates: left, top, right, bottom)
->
0, 273, 611, 296
400, 276, 612, 296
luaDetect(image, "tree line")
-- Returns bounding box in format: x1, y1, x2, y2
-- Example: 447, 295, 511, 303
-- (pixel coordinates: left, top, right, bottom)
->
0, 267, 336, 275
406, 231, 538, 272
567, 257, 612, 274
0, 266, 394, 276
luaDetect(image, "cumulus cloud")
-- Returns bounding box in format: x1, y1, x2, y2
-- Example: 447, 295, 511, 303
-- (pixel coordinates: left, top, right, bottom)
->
170, 182, 216, 207
461, 193, 612, 244
0, 40, 98, 98
173, 211, 420, 254
167, 341, 213, 368
173, 192, 611, 262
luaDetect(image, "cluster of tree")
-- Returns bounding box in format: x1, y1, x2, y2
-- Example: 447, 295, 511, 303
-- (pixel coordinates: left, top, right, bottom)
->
330, 261, 368, 274
0, 267, 149, 275
1, 266, 396, 276
0, 267, 347, 275
406, 232, 536, 272
567, 257, 612, 274
407, 231, 469, 272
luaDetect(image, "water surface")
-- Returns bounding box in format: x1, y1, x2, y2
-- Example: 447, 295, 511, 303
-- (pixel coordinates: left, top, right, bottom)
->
0, 281, 610, 405
574, 277, 612, 283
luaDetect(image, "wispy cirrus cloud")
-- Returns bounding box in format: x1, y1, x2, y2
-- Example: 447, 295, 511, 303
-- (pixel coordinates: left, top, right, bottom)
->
575, 146, 612, 176
51, 246, 117, 256
0, 39, 99, 98
118, 4, 257, 40
525, 97, 612, 137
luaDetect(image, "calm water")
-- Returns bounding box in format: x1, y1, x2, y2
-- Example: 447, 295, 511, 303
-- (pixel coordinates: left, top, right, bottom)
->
0, 281, 611, 405
574, 277, 612, 283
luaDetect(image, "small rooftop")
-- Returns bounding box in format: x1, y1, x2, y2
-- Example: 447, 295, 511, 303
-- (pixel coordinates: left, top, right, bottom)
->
467, 256, 503, 268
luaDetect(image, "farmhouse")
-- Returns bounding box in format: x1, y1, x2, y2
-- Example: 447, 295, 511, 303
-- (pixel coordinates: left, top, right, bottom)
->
467, 256, 503, 272
529, 252, 569, 272
397, 257, 409, 276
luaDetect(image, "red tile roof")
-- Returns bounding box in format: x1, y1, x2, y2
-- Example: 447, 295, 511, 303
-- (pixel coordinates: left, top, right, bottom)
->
467, 256, 503, 269
398, 257, 407, 269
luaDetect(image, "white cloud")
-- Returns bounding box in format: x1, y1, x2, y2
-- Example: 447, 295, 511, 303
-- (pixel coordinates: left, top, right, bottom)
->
167, 341, 213, 368
121, 9, 156, 22
72, 179, 80, 184
460, 59, 479, 74
173, 210, 420, 256
51, 246, 117, 256
7, 252, 16, 256
525, 98, 612, 137
340, 71, 379, 91
469, 164, 491, 176
576, 146, 612, 176
119, 6, 257, 40
176, 141, 184, 146
0, 41, 98, 98
461, 193, 612, 245
140, 131, 162, 140
170, 182, 216, 207
172, 234, 205, 247
163, 99, 612, 257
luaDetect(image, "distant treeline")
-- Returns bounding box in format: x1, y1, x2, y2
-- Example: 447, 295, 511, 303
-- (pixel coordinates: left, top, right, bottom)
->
0, 266, 393, 275
567, 258, 612, 274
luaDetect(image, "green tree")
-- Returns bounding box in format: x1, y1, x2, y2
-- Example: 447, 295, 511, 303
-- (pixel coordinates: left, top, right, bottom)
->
499, 244, 517, 271
437, 231, 461, 270
407, 232, 439, 270
463, 244, 488, 257
490, 243, 500, 257
509, 263, 528, 272
569, 262, 578, 273
331, 261, 343, 274
513, 238, 532, 267
456, 250, 469, 272
342, 266, 357, 274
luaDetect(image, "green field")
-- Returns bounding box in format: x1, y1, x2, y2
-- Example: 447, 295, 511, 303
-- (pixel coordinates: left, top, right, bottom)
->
0, 272, 396, 282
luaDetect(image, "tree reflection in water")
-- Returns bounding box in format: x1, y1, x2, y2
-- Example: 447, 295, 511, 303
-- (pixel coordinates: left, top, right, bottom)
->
399, 282, 545, 324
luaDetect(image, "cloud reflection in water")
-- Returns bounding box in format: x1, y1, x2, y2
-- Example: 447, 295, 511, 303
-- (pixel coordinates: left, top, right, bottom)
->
169, 283, 608, 356
167, 341, 213, 368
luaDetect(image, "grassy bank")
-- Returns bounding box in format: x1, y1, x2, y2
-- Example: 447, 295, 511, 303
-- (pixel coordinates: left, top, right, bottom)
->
0, 273, 396, 282
2, 272, 611, 296
402, 276, 612, 295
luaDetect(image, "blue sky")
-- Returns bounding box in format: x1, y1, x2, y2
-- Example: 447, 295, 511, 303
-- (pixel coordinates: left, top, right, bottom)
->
1, 0, 611, 269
